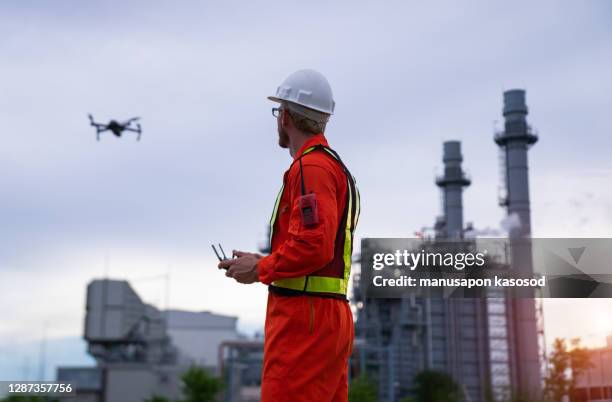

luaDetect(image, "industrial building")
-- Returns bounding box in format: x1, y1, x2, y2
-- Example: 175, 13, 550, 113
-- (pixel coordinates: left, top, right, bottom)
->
353, 90, 543, 402
218, 340, 264, 402
56, 279, 262, 402
166, 309, 242, 370
573, 335, 612, 402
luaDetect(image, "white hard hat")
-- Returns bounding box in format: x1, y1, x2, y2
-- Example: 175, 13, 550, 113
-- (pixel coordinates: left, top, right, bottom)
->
268, 69, 335, 115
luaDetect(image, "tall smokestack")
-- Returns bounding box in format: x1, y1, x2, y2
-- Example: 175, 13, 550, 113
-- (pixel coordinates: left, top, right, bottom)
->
436, 141, 470, 238
497, 89, 538, 237
495, 89, 541, 398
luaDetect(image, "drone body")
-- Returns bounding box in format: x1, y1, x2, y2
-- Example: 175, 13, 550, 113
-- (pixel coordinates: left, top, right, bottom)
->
89, 114, 142, 141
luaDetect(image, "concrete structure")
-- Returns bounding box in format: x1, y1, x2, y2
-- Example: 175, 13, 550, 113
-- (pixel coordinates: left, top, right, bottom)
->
218, 340, 264, 402
573, 336, 612, 402
57, 279, 242, 402
84, 280, 178, 366
166, 309, 241, 370
495, 89, 542, 399
56, 367, 102, 402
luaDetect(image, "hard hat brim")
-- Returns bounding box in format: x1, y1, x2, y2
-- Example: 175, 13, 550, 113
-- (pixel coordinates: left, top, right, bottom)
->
267, 96, 333, 115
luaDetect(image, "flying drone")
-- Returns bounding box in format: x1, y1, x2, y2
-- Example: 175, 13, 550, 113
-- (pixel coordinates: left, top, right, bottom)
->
88, 114, 142, 141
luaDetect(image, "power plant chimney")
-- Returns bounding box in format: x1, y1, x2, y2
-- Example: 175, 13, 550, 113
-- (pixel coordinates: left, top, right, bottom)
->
436, 141, 471, 238
495, 89, 541, 399
496, 89, 538, 237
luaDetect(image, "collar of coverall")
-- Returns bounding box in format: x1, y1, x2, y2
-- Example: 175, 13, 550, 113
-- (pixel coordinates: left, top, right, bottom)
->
293, 133, 328, 160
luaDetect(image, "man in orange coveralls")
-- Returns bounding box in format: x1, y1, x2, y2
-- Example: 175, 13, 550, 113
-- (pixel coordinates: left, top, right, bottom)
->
219, 69, 360, 402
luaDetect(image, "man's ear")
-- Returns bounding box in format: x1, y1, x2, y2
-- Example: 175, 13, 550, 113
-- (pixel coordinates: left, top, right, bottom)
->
281, 109, 292, 128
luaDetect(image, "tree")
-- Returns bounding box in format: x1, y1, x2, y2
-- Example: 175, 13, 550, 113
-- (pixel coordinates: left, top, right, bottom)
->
567, 338, 592, 399
180, 366, 223, 402
545, 338, 569, 402
413, 370, 462, 402
348, 374, 378, 402
143, 395, 172, 402
544, 337, 592, 402
143, 366, 223, 402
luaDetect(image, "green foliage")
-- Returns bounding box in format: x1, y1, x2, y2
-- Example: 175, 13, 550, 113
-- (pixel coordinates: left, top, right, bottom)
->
545, 338, 569, 402
144, 395, 172, 402
143, 366, 223, 402
180, 366, 224, 402
399, 397, 417, 402
412, 370, 462, 402
348, 374, 378, 402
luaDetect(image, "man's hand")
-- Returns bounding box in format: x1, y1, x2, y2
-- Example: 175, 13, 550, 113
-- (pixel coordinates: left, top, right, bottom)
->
218, 250, 262, 284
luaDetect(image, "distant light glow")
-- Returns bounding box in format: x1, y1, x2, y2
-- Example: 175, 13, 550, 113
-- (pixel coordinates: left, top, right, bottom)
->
595, 312, 612, 334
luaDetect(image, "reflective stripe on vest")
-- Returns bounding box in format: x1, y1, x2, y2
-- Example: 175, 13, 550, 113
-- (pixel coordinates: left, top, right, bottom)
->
268, 145, 360, 296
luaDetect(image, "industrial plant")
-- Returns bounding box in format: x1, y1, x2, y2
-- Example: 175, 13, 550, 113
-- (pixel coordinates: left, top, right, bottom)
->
353, 89, 544, 402
51, 89, 550, 402
55, 280, 263, 402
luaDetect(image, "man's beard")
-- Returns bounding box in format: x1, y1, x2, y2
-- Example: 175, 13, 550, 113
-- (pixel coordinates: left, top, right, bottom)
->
278, 128, 289, 149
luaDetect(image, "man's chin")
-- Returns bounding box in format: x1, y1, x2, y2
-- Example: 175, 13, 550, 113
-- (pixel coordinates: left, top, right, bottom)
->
278, 137, 289, 148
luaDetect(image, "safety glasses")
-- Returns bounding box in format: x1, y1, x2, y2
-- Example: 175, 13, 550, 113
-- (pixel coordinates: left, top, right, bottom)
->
272, 107, 283, 118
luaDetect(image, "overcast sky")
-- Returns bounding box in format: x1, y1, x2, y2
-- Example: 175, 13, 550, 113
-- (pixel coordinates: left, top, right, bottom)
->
1, 0, 612, 375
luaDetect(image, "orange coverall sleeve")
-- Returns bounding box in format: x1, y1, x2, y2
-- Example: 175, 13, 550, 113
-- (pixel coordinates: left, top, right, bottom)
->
257, 163, 339, 285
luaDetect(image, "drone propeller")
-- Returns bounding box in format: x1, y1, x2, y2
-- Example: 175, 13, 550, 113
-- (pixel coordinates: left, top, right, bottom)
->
122, 117, 141, 126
